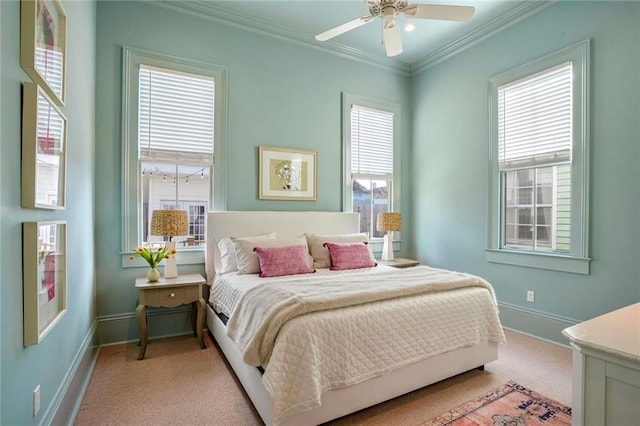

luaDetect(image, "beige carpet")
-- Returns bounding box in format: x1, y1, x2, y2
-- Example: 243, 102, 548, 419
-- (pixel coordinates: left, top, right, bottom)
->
75, 329, 571, 425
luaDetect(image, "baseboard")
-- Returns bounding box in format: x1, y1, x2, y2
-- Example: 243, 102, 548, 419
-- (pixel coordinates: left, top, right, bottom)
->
498, 301, 578, 346
43, 321, 99, 426
97, 306, 194, 345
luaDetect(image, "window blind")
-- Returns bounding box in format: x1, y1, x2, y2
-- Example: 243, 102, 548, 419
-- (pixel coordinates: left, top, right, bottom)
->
350, 105, 394, 178
37, 91, 65, 156
139, 65, 214, 164
498, 62, 572, 170
36, 47, 64, 99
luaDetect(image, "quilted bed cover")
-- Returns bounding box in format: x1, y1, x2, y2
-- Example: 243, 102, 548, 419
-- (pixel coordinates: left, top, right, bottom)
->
209, 265, 506, 425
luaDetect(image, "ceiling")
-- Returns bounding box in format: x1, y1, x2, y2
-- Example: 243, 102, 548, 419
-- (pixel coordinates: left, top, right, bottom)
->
171, 1, 551, 73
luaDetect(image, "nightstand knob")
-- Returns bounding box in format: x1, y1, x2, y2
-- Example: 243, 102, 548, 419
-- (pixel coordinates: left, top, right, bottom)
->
170, 293, 175, 298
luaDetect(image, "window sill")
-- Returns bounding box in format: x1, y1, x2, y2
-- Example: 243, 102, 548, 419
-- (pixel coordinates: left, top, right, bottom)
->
485, 248, 590, 275
122, 248, 205, 268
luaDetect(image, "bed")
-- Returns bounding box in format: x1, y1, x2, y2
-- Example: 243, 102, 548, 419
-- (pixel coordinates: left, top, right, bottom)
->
205, 211, 505, 426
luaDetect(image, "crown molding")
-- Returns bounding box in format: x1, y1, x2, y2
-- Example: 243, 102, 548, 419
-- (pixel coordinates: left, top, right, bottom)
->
153, 0, 412, 77
150, 0, 554, 78
410, 0, 556, 75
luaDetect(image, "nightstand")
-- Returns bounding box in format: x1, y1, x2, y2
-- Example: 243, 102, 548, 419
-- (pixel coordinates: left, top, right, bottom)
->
135, 273, 207, 360
378, 258, 419, 268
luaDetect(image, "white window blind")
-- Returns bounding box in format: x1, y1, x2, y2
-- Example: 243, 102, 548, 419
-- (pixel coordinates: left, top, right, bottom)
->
37, 91, 65, 154
350, 105, 394, 178
36, 47, 64, 100
498, 62, 572, 170
139, 65, 214, 165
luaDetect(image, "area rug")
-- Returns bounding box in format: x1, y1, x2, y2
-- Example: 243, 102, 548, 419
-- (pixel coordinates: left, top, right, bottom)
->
423, 381, 571, 426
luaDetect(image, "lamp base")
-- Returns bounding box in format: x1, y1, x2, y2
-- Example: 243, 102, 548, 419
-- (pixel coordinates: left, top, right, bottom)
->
380, 233, 395, 261
164, 240, 178, 279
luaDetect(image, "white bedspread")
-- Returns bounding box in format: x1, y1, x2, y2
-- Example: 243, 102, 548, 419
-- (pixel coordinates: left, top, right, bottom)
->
210, 266, 505, 425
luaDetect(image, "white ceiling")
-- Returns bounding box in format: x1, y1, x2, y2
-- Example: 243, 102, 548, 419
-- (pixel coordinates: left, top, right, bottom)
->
171, 1, 551, 72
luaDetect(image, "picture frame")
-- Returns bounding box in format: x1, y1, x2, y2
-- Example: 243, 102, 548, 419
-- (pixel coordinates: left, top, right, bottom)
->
23, 221, 67, 346
259, 146, 317, 200
21, 81, 67, 209
20, 0, 67, 106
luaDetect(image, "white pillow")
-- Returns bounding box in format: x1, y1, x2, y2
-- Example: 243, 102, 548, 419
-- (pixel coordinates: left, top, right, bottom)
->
305, 233, 375, 268
217, 232, 276, 274
232, 235, 309, 275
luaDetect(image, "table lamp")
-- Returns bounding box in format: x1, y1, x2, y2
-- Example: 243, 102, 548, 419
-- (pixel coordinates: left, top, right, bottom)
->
377, 212, 402, 261
151, 209, 189, 278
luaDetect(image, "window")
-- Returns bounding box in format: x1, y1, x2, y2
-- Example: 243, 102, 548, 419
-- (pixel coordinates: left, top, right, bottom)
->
140, 66, 213, 247
487, 40, 590, 274
342, 93, 400, 240
122, 48, 227, 265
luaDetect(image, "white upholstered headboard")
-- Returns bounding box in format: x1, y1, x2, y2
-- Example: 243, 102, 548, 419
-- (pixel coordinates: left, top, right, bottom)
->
206, 211, 360, 283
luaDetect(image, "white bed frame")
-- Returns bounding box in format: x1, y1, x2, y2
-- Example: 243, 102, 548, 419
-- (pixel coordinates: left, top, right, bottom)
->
206, 211, 499, 426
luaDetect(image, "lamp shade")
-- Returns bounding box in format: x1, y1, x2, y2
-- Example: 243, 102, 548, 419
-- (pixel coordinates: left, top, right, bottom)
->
150, 210, 189, 237
376, 212, 402, 232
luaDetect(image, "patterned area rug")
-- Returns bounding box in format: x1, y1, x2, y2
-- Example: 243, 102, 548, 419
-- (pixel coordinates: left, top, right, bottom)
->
423, 381, 571, 426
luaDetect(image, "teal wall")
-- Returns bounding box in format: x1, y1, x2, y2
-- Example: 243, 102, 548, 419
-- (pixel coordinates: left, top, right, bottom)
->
95, 1, 412, 342
3, 0, 639, 422
0, 0, 97, 424
411, 1, 640, 329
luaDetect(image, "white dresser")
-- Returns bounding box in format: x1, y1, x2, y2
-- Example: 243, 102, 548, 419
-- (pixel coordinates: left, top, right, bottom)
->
562, 303, 640, 426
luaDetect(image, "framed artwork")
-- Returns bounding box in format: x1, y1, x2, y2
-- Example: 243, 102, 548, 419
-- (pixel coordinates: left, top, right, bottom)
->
23, 221, 67, 346
259, 146, 317, 200
20, 0, 67, 106
21, 82, 67, 209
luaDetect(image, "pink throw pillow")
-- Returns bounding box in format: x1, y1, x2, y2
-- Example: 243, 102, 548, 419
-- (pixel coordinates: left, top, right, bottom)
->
253, 245, 316, 278
323, 242, 378, 271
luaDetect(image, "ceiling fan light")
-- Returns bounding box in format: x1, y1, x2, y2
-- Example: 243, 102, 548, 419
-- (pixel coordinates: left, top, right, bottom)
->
405, 22, 415, 32
382, 6, 396, 29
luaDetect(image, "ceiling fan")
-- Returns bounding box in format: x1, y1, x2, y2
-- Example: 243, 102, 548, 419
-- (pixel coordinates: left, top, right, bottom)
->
315, 0, 475, 57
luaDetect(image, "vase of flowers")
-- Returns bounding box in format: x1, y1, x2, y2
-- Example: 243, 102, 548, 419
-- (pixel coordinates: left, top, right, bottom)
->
129, 246, 176, 282
146, 267, 160, 282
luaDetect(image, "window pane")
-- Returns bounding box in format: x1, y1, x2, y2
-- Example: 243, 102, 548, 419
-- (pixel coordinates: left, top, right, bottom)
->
518, 208, 533, 225
352, 178, 390, 238
517, 225, 532, 242
517, 169, 533, 187
518, 188, 533, 205
536, 207, 552, 225
505, 224, 517, 243
504, 165, 571, 253
536, 225, 551, 246
142, 161, 210, 246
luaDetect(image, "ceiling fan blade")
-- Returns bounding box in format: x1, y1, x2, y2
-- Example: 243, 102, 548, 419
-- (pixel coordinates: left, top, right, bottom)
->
315, 15, 375, 42
383, 24, 403, 57
404, 4, 475, 21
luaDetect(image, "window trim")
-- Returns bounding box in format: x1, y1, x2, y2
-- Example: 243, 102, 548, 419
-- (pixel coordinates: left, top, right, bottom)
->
121, 47, 227, 267
342, 93, 401, 251
486, 40, 590, 274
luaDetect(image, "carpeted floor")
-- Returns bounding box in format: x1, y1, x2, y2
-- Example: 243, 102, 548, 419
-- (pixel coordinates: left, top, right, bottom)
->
75, 329, 571, 425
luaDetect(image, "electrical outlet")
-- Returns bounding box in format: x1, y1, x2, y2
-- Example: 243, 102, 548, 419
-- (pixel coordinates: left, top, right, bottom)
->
33, 385, 40, 416
527, 290, 535, 303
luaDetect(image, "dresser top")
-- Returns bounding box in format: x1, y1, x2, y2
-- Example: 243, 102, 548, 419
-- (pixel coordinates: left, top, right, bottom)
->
562, 302, 640, 363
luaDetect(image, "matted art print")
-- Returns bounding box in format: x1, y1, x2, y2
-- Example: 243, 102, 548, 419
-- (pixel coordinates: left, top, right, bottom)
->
259, 146, 317, 200
23, 221, 67, 346
21, 82, 67, 209
20, 0, 67, 105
